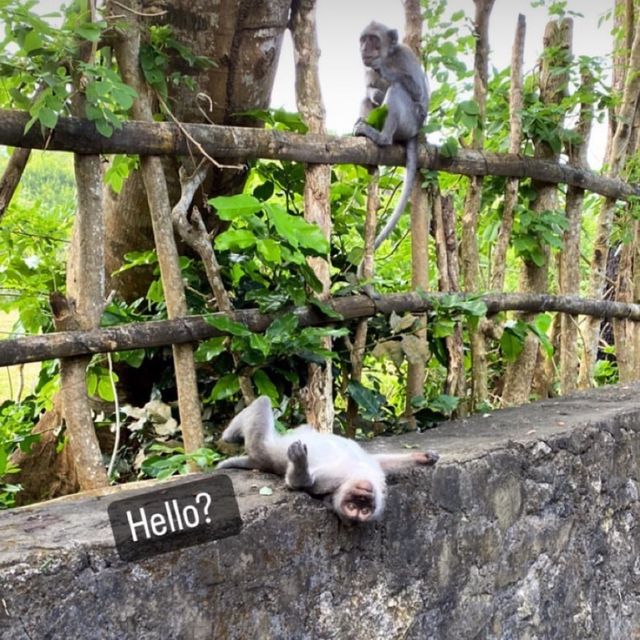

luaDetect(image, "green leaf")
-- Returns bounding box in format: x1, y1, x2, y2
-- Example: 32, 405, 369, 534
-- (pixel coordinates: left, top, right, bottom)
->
365, 104, 388, 131
210, 194, 262, 220
23, 30, 43, 54
86, 371, 98, 397
257, 238, 282, 263
265, 204, 329, 254
115, 349, 146, 368
265, 313, 299, 343
205, 315, 252, 337
253, 370, 278, 402
195, 337, 228, 362
209, 374, 241, 402
95, 119, 113, 138
249, 333, 270, 356
37, 107, 58, 129
501, 322, 527, 361
308, 298, 344, 321
428, 394, 460, 415
98, 377, 116, 402
214, 229, 256, 251
347, 381, 386, 421
440, 137, 459, 158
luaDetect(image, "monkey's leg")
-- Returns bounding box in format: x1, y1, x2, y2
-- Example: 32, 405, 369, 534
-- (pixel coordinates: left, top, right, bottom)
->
285, 440, 314, 489
373, 450, 439, 473
220, 396, 284, 471
353, 120, 394, 146
216, 455, 254, 470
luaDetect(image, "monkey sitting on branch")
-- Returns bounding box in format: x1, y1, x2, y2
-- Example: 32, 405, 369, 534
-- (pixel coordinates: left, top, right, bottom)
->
354, 20, 430, 251
217, 396, 439, 524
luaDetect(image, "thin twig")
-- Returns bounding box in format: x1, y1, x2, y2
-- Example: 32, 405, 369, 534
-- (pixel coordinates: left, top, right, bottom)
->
109, 0, 167, 17
106, 352, 122, 480
158, 96, 244, 171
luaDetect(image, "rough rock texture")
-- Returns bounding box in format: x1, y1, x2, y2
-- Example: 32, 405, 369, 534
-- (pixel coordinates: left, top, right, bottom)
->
2, 384, 640, 639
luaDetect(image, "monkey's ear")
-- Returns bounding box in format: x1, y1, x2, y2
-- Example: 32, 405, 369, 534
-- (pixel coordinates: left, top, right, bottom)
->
388, 28, 399, 45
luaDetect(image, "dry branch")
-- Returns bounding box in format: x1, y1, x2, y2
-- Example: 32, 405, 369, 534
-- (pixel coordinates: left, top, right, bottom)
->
0, 108, 638, 201
171, 164, 255, 404
5, 292, 640, 368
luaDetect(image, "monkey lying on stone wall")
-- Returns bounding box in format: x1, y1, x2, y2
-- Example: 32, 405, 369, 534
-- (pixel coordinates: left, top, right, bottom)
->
354, 20, 430, 250
217, 396, 438, 523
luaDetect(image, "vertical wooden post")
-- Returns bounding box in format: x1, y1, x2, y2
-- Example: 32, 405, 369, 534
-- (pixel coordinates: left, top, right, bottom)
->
113, 3, 204, 458
503, 18, 573, 405
402, 0, 430, 428
462, 0, 496, 410
56, 0, 108, 489
290, 0, 334, 432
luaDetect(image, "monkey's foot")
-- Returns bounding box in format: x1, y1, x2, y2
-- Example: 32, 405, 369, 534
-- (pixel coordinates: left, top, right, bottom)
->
287, 440, 308, 464
414, 450, 439, 466
353, 119, 368, 137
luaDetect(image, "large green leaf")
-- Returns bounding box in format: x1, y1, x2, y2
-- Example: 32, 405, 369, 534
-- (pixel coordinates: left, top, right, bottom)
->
214, 229, 256, 251
208, 374, 241, 402
347, 381, 386, 421
209, 194, 262, 220
265, 204, 329, 254
253, 370, 279, 402
205, 315, 252, 337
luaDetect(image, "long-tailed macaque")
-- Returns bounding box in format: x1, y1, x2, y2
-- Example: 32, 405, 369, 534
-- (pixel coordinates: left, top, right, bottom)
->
217, 396, 439, 524
354, 21, 429, 250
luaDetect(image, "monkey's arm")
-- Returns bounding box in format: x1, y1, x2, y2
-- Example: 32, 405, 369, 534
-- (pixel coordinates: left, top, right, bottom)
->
373, 450, 439, 474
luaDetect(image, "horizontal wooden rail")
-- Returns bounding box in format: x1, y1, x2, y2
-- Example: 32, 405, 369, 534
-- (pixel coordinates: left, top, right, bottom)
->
0, 109, 637, 200
1, 292, 640, 367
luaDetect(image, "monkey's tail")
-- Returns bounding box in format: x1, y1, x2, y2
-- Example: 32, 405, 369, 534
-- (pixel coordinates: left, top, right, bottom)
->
373, 136, 418, 250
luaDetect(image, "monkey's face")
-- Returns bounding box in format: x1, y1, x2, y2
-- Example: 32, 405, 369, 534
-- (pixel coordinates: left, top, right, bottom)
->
360, 33, 384, 70
336, 480, 379, 523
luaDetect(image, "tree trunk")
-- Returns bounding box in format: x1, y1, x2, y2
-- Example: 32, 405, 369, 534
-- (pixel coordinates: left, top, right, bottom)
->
433, 193, 466, 404
580, 6, 640, 386
559, 68, 594, 394
502, 18, 573, 406
491, 14, 525, 292
403, 0, 429, 427
103, 0, 292, 301
56, 5, 109, 491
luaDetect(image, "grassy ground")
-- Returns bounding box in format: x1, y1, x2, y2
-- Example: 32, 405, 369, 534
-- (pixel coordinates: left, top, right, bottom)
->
0, 312, 40, 402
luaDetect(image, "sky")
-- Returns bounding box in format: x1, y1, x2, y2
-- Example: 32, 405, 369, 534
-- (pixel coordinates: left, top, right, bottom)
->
271, 1, 613, 167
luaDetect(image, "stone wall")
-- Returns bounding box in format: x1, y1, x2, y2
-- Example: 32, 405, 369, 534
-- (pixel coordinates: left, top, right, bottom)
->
1, 384, 640, 639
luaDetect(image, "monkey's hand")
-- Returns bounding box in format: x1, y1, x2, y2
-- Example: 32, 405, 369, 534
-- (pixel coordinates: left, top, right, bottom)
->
285, 440, 313, 490
356, 261, 380, 301
413, 450, 439, 466
287, 440, 308, 465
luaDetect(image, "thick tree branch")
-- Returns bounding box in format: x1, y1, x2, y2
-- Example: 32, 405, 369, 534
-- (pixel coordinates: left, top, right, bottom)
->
4, 292, 640, 368
0, 109, 637, 201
